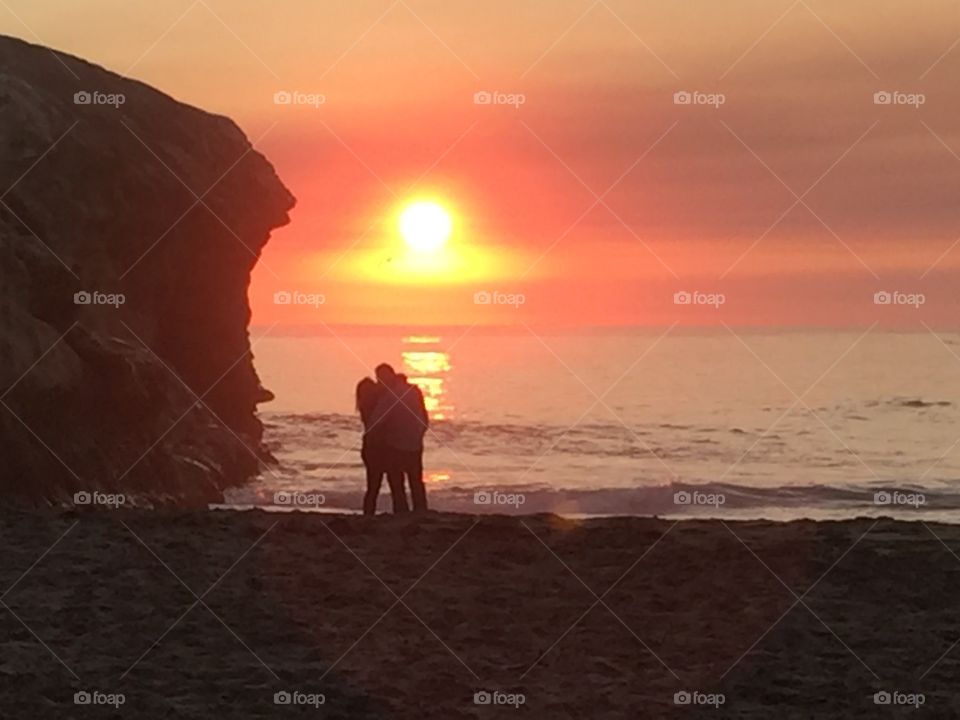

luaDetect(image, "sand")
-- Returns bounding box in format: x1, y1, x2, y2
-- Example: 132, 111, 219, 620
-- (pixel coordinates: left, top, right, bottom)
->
1, 509, 959, 718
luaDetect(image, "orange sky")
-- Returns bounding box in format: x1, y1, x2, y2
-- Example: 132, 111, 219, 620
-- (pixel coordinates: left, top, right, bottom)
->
6, 0, 960, 327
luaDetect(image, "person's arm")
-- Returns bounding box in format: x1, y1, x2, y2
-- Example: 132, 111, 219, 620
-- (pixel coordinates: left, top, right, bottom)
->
415, 387, 429, 430
368, 390, 394, 433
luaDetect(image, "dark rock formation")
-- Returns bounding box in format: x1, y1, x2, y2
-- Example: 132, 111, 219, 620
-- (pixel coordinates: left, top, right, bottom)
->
0, 35, 295, 506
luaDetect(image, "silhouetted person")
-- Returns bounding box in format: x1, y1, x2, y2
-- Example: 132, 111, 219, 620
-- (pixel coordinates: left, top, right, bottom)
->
373, 363, 430, 512
356, 377, 409, 515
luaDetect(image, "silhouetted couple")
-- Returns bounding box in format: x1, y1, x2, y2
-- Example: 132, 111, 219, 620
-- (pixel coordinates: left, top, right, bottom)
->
356, 363, 429, 515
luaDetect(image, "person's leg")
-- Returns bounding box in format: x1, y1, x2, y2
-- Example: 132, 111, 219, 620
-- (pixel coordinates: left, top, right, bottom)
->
385, 448, 410, 513
407, 450, 427, 512
387, 470, 410, 513
362, 462, 383, 516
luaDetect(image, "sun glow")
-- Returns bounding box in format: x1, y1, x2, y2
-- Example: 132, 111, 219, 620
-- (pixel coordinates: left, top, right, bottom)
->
318, 192, 527, 294
399, 201, 452, 253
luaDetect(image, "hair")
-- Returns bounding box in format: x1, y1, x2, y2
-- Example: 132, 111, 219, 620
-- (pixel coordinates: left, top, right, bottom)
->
355, 377, 380, 425
375, 363, 396, 383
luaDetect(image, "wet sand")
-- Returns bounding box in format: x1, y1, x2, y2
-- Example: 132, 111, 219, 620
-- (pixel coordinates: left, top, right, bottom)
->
2, 509, 959, 718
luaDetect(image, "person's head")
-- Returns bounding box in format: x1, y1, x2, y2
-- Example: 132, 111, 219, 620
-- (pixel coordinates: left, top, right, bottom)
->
355, 377, 379, 415
397, 373, 408, 384
375, 363, 397, 386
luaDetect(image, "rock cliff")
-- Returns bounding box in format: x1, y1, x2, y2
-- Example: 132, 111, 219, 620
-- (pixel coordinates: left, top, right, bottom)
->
0, 35, 295, 506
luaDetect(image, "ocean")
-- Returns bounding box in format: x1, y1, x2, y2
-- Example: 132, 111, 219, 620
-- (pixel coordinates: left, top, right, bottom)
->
224, 328, 960, 521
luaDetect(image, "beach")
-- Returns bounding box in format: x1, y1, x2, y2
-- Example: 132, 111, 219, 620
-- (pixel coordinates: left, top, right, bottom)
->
4, 3, 960, 717
2, 510, 958, 718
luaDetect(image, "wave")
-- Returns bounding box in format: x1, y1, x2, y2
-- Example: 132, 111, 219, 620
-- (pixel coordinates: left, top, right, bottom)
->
225, 479, 960, 518
249, 409, 960, 520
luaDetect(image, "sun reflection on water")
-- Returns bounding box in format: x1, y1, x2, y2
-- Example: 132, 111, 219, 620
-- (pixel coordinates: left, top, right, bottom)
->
401, 336, 452, 421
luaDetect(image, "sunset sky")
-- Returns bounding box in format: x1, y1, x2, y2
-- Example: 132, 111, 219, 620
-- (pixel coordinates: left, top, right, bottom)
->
5, 0, 960, 327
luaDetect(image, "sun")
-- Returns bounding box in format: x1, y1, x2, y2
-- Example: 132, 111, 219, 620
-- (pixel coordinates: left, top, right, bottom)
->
399, 200, 452, 252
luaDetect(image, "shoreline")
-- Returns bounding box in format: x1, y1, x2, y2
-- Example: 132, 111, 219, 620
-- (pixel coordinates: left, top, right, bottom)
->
213, 501, 960, 525
3, 510, 960, 717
